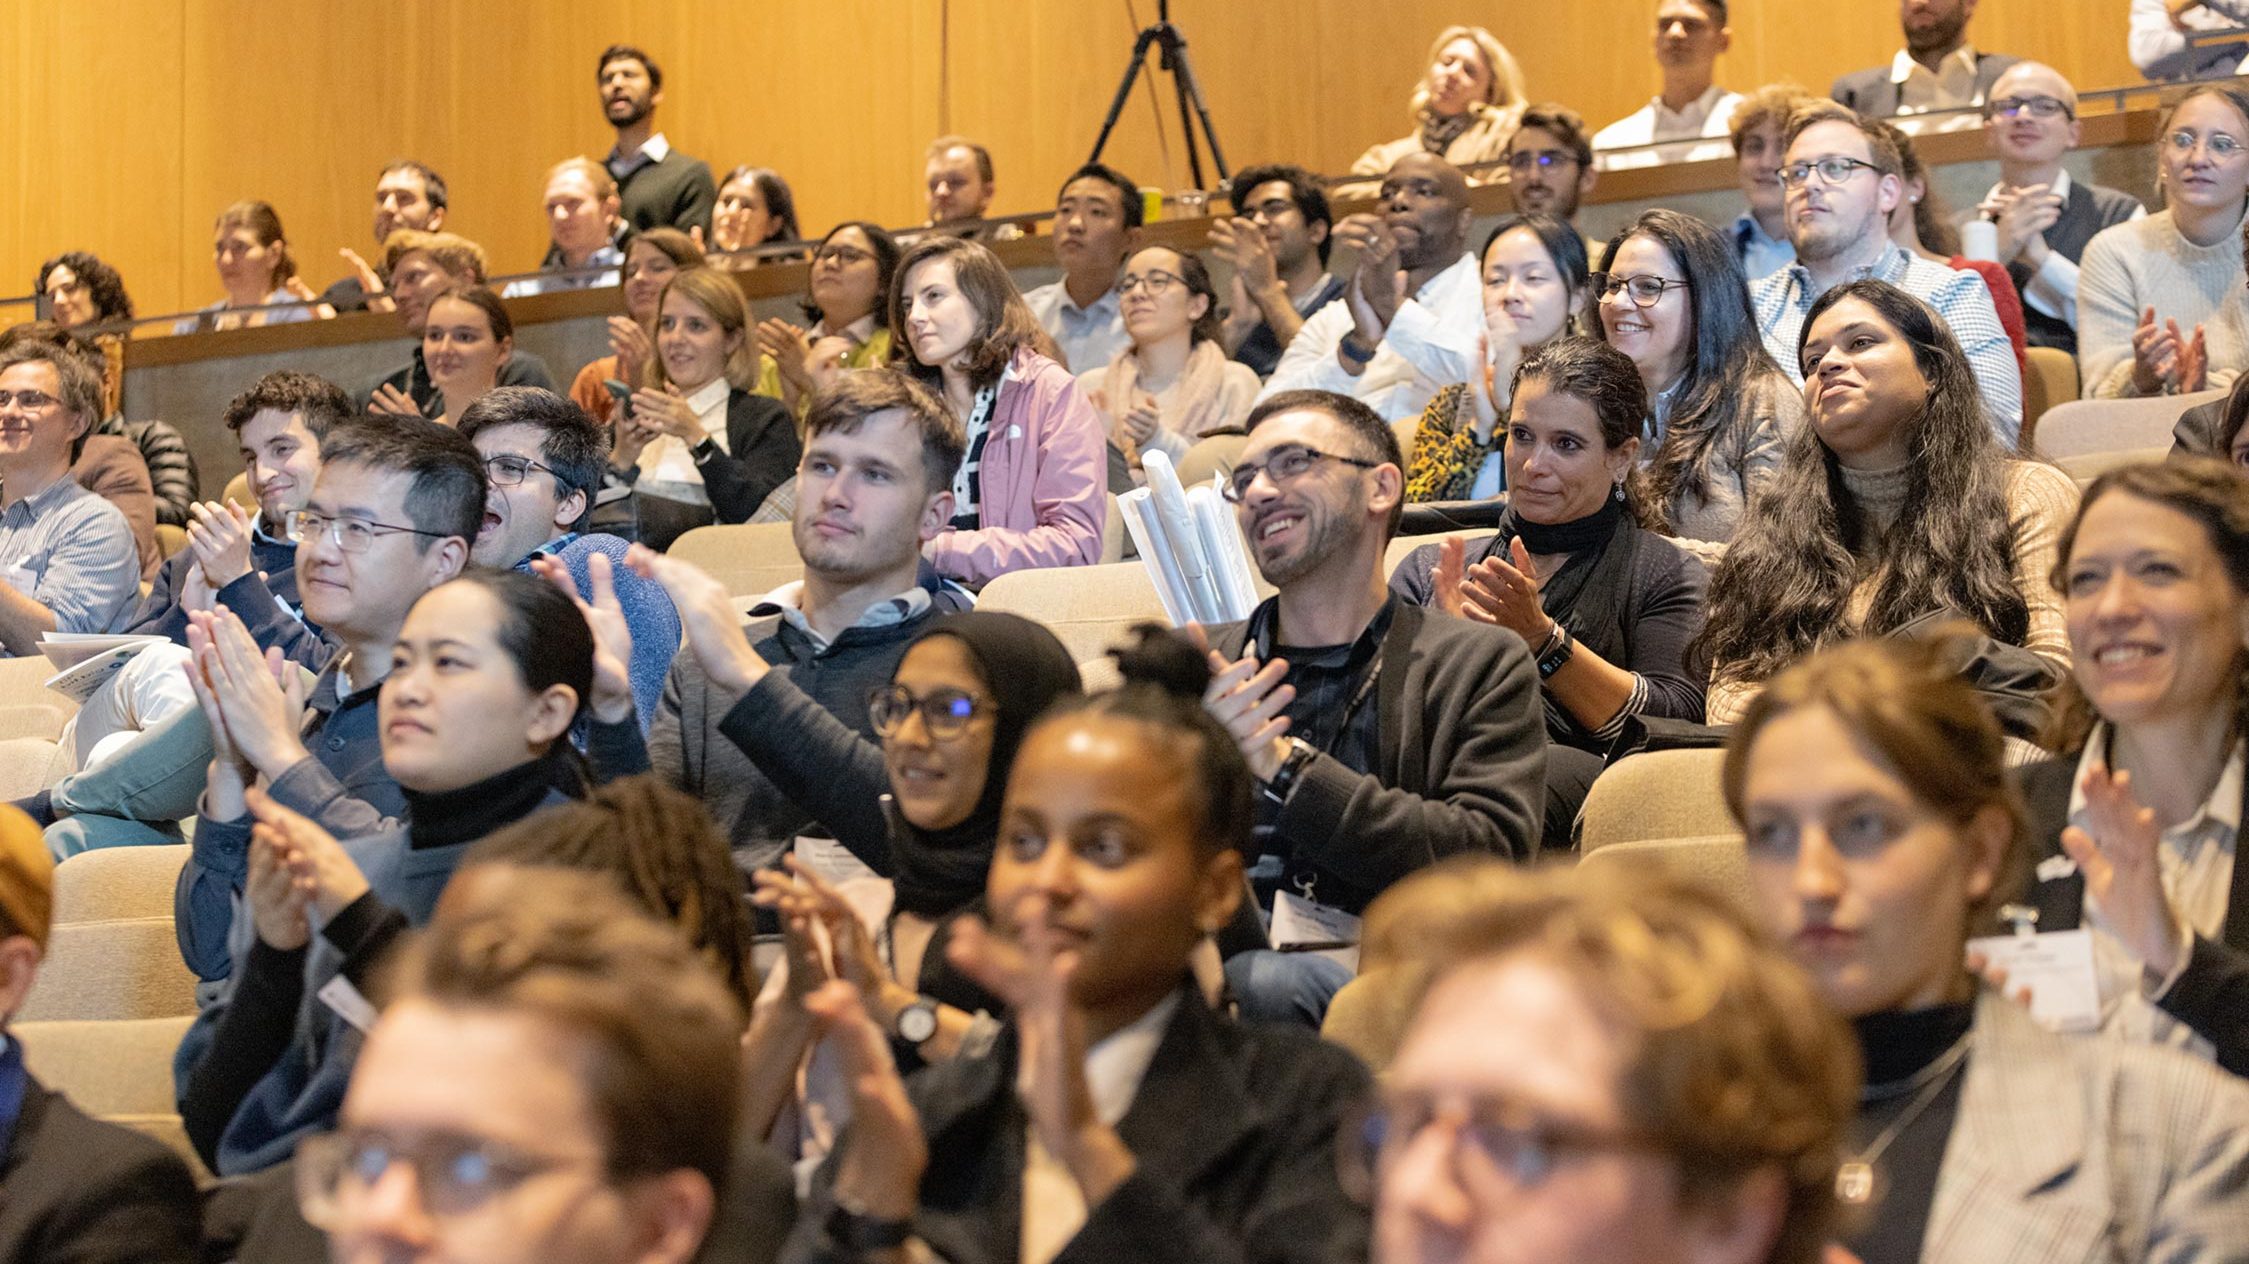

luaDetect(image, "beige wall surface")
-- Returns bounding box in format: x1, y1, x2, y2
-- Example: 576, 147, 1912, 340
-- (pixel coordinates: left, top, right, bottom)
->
0, 0, 2138, 319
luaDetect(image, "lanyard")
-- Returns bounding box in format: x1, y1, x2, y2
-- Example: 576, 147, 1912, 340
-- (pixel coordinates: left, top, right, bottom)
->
0, 1036, 30, 1160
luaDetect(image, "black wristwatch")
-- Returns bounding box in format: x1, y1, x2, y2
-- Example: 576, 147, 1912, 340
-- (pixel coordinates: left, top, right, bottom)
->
1261, 737, 1318, 807
689, 437, 721, 463
827, 1194, 913, 1252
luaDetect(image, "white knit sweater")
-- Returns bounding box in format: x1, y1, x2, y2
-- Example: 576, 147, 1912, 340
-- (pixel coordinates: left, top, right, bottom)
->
2078, 208, 2249, 399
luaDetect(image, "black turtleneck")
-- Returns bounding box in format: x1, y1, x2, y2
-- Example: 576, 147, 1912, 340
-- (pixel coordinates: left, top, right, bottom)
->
400, 747, 583, 849
1844, 1001, 1975, 1264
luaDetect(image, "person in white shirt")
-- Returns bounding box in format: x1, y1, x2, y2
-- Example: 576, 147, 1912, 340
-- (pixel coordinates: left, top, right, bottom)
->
1258, 154, 1481, 422
1971, 62, 2147, 354
1592, 0, 1743, 171
1020, 162, 1140, 374
2131, 0, 2249, 82
1830, 0, 2021, 132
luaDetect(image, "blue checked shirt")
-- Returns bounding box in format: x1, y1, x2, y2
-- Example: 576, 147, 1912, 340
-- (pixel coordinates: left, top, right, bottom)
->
1752, 240, 2023, 447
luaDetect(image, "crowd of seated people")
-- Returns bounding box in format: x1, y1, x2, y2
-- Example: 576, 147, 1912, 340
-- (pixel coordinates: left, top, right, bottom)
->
18, 8, 2249, 1261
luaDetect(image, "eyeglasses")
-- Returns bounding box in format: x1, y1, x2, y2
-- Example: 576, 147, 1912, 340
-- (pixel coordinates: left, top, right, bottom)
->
0, 389, 60, 412
285, 509, 448, 554
295, 1129, 602, 1228
1985, 94, 2073, 122
483, 454, 561, 489
1117, 270, 1185, 297
1340, 1092, 1658, 1201
2166, 128, 2246, 159
1592, 272, 1690, 308
1779, 157, 1884, 188
869, 684, 988, 739
1507, 150, 1576, 174
814, 243, 875, 267
1224, 443, 1382, 503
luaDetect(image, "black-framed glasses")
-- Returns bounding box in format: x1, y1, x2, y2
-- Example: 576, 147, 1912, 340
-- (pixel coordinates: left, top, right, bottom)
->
1224, 444, 1382, 503
483, 454, 560, 488
1117, 270, 1185, 297
869, 684, 987, 739
295, 1128, 602, 1228
285, 509, 448, 554
814, 243, 875, 267
1338, 1092, 1660, 1203
1779, 156, 1883, 188
1592, 273, 1690, 308
1985, 94, 2073, 122
0, 389, 59, 412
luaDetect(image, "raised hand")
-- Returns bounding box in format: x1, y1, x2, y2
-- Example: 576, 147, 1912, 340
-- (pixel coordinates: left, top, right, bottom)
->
2177, 321, 2210, 394
367, 383, 422, 419
246, 830, 311, 951
1335, 214, 1404, 344
2132, 306, 2185, 396
1430, 536, 1469, 619
1199, 646, 1294, 779
622, 544, 769, 693
186, 499, 258, 589
804, 978, 929, 1221
187, 606, 311, 777
532, 552, 635, 724
756, 318, 815, 395
2062, 761, 2187, 978
606, 315, 654, 383
248, 785, 371, 922
182, 620, 254, 821
628, 385, 704, 444
1457, 537, 1556, 645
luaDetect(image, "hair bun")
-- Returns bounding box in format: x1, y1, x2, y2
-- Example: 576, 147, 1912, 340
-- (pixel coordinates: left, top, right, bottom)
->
1108, 623, 1213, 701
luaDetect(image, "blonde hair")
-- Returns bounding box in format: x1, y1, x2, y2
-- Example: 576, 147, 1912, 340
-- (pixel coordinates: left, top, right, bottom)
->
1379, 858, 1859, 1264
648, 267, 760, 392
1729, 82, 1816, 152
544, 155, 619, 201
1408, 26, 1527, 122
382, 229, 489, 285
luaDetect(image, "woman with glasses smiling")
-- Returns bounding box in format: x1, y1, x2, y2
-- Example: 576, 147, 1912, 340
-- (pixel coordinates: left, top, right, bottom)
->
752, 221, 901, 419
1080, 245, 1260, 487
1594, 209, 1801, 551
2080, 84, 2249, 399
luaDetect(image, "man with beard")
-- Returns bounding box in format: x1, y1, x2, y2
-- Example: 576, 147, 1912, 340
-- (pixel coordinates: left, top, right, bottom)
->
583, 368, 972, 877
596, 44, 716, 236
318, 160, 448, 314
1199, 389, 1546, 1027
1831, 0, 2020, 122
1210, 163, 1343, 378
1748, 102, 2021, 443
1258, 154, 1481, 422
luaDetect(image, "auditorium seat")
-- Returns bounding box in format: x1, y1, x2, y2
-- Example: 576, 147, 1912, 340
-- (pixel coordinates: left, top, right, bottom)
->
2020, 345, 2081, 450
15, 1015, 207, 1181
1578, 834, 1752, 911
1174, 434, 1249, 490
1575, 748, 1733, 850
2035, 388, 2221, 485
977, 561, 1169, 666
53, 845, 189, 926
671, 521, 803, 598
221, 472, 255, 513
19, 918, 198, 1022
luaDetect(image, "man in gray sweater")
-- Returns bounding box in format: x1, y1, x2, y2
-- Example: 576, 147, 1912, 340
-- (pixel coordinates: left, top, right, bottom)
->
1201, 388, 1548, 1027
587, 369, 970, 876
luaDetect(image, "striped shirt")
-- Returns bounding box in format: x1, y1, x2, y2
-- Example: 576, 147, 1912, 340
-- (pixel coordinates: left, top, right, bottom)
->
0, 474, 138, 645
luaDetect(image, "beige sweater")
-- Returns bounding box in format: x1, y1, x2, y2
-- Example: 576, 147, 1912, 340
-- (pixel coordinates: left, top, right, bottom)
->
1707, 458, 2079, 725
2078, 209, 2249, 399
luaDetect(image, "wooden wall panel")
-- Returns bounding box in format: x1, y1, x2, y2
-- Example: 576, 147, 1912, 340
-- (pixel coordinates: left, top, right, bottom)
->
0, 0, 2148, 323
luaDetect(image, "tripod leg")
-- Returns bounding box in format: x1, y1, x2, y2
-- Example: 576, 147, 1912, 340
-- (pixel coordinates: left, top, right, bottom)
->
1089, 29, 1162, 166
1165, 37, 1230, 184
1170, 59, 1206, 190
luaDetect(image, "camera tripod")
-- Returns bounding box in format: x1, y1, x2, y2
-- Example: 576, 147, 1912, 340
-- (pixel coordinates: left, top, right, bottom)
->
1087, 0, 1230, 191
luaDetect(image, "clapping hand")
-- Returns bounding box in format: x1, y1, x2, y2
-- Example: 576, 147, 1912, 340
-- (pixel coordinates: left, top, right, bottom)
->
1981, 185, 2063, 266
606, 315, 654, 383
2064, 761, 2187, 978
339, 248, 395, 314
623, 544, 770, 694
628, 384, 704, 444
185, 606, 311, 779
367, 383, 422, 418
186, 499, 258, 589
247, 786, 371, 922
1187, 623, 1294, 780
805, 979, 929, 1222
1335, 214, 1406, 343
1453, 537, 1556, 645
2131, 307, 2210, 395
756, 318, 815, 395
246, 830, 310, 951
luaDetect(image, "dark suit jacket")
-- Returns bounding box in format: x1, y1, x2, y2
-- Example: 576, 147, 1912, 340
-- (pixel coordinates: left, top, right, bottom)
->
0, 1078, 200, 1263
786, 987, 1372, 1264
1830, 51, 2021, 119
701, 390, 802, 524
2018, 756, 2249, 1075
2172, 393, 2234, 460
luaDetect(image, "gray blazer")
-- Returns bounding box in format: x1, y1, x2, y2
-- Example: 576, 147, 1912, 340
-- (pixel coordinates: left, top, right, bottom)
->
1830, 52, 2021, 119
1921, 994, 2249, 1263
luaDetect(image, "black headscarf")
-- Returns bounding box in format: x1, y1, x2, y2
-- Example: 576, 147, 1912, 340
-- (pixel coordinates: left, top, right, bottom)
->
887, 611, 1083, 916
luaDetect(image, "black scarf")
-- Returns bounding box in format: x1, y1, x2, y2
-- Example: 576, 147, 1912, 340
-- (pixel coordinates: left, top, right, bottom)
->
888, 613, 1083, 918
1486, 494, 1638, 667
400, 744, 586, 850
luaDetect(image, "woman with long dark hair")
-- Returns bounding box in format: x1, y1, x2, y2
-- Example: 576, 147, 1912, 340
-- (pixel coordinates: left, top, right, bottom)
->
1594, 208, 1800, 547
753, 221, 901, 416
1696, 279, 2077, 724
889, 235, 1106, 584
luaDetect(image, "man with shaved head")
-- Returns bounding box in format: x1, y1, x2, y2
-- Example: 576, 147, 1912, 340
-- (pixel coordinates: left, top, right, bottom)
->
1972, 61, 2145, 353
1258, 153, 1482, 422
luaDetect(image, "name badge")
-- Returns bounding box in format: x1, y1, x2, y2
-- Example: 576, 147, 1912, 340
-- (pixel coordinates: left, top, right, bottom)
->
792, 835, 880, 886
316, 975, 380, 1034
1964, 928, 2101, 1034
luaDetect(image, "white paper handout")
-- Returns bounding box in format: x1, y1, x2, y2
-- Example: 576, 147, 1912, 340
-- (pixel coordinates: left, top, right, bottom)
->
35, 634, 168, 705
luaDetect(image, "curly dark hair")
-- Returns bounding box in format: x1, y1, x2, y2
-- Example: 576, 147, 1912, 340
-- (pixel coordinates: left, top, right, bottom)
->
35, 251, 134, 324
1694, 279, 2029, 688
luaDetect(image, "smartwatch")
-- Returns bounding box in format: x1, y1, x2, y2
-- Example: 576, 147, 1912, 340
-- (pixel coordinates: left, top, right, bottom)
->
1338, 333, 1377, 365
1537, 623, 1576, 679
689, 437, 721, 463
894, 997, 939, 1046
